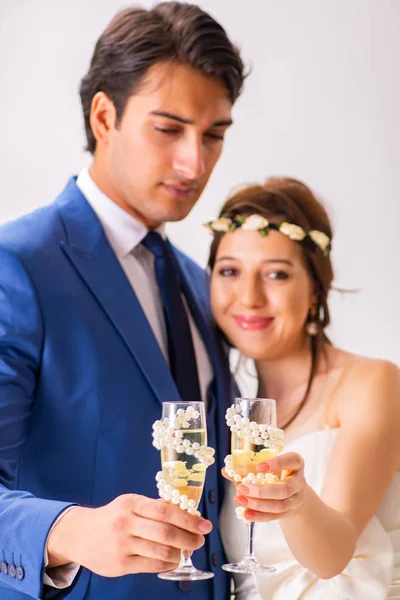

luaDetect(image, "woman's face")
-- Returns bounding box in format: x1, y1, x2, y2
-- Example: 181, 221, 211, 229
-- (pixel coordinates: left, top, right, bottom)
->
211, 229, 315, 361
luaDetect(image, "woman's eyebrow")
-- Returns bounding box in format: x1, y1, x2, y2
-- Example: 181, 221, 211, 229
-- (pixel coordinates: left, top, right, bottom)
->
215, 256, 294, 266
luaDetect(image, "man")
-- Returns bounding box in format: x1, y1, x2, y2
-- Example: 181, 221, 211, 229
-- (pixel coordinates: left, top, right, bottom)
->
0, 3, 245, 599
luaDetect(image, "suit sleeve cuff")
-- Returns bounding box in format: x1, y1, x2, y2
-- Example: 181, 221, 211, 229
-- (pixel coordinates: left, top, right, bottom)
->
43, 562, 81, 589
43, 506, 81, 588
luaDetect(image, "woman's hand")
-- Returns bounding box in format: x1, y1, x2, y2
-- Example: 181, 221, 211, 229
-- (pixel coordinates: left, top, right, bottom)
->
223, 452, 307, 522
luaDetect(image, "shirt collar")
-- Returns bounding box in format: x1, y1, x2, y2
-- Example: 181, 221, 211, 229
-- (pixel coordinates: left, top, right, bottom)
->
76, 167, 165, 258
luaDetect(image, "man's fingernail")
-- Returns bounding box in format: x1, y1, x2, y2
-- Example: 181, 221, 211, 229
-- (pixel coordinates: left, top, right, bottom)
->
257, 462, 271, 472
237, 485, 249, 494
244, 509, 255, 519
199, 520, 212, 534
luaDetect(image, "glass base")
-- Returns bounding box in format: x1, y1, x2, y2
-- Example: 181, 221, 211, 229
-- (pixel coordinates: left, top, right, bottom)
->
222, 556, 275, 575
158, 566, 214, 581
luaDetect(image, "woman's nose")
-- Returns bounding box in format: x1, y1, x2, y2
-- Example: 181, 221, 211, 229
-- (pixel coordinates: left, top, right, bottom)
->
238, 275, 266, 308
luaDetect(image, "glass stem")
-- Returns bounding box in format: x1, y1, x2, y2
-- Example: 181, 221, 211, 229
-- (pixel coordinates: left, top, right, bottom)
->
178, 549, 194, 570
244, 521, 256, 560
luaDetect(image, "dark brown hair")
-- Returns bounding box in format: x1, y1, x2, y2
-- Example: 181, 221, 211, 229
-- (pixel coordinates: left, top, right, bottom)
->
79, 2, 246, 154
209, 177, 334, 429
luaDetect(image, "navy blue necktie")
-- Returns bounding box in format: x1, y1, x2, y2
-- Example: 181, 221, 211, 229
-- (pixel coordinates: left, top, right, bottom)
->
142, 231, 201, 402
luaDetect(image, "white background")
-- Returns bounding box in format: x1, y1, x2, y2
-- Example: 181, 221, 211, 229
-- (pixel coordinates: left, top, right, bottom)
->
1, 0, 399, 364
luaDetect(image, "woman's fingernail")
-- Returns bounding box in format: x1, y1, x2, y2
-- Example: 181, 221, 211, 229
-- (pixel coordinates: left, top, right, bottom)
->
256, 462, 271, 472
244, 509, 255, 519
234, 496, 248, 506
237, 485, 249, 494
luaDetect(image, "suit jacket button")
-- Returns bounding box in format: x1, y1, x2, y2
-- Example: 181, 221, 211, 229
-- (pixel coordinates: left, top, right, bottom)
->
0, 561, 8, 575
16, 566, 25, 581
8, 564, 16, 578
178, 581, 193, 592
208, 490, 217, 503
211, 552, 218, 566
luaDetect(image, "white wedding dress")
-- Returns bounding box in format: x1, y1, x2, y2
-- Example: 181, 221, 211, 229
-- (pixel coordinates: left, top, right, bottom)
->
220, 428, 400, 599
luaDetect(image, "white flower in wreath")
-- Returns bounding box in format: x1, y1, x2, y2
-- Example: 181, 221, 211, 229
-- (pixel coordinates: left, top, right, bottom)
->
210, 217, 232, 232
279, 222, 306, 241
241, 214, 269, 231
309, 230, 330, 251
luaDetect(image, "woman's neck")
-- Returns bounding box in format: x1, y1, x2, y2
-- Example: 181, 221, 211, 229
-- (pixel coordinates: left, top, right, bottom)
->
256, 338, 316, 401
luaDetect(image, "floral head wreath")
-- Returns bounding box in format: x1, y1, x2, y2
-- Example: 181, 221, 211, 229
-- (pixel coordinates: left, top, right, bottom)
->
204, 213, 331, 256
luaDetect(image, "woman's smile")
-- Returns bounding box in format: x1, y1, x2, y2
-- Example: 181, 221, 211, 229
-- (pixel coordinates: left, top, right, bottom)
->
232, 315, 275, 331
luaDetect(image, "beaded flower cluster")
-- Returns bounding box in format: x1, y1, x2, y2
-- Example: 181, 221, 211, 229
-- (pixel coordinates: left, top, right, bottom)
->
225, 404, 284, 451
155, 471, 201, 516
225, 404, 284, 521
224, 455, 280, 487
152, 407, 215, 466
204, 213, 331, 256
225, 453, 281, 520
152, 406, 215, 515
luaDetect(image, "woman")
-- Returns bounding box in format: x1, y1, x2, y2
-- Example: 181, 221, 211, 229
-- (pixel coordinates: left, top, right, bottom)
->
207, 177, 400, 599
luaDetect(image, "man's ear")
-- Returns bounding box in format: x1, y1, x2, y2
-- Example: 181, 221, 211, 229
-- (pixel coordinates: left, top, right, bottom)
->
89, 92, 116, 146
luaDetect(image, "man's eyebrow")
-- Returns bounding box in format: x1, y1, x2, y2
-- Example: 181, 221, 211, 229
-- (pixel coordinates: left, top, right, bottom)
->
150, 110, 233, 127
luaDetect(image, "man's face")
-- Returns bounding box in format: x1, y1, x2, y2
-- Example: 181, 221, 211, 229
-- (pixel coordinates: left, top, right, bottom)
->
91, 62, 233, 228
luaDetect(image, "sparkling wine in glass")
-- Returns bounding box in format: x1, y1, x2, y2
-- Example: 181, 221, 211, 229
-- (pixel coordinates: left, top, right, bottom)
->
222, 397, 284, 574
152, 401, 215, 581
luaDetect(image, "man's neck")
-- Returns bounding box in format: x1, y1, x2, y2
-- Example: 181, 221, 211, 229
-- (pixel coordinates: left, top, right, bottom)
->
88, 160, 161, 229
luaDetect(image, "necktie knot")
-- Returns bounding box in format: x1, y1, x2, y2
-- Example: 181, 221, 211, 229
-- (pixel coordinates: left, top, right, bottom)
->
141, 231, 169, 259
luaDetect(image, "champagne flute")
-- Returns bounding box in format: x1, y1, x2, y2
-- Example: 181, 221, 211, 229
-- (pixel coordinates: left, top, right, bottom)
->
222, 397, 284, 574
152, 401, 215, 581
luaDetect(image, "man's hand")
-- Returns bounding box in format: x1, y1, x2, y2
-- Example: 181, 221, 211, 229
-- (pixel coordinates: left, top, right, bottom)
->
47, 494, 212, 575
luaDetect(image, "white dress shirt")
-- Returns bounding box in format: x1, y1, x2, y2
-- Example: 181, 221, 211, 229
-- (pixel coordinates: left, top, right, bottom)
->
44, 168, 213, 588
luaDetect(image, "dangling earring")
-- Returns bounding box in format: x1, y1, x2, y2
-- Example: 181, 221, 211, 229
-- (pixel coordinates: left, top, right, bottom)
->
306, 305, 319, 336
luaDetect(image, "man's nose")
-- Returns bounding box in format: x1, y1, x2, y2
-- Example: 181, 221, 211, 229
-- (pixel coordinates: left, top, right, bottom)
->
172, 138, 206, 180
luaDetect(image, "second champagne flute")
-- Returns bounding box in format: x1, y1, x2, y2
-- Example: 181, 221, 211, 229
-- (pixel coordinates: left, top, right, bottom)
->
222, 397, 284, 574
152, 401, 215, 581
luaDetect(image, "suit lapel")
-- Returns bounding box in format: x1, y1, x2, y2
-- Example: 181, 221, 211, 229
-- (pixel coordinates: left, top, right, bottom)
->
57, 178, 180, 404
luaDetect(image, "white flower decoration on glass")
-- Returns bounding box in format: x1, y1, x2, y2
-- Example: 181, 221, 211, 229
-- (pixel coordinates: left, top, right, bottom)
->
241, 214, 269, 231
225, 404, 284, 451
152, 407, 215, 515
155, 471, 202, 515
279, 222, 306, 241
224, 404, 284, 522
152, 412, 215, 466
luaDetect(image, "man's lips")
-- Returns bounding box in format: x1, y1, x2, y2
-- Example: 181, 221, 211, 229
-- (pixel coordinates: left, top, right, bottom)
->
233, 315, 275, 331
162, 182, 198, 198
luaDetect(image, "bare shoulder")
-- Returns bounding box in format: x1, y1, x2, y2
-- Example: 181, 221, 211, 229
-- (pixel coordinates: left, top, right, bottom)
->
343, 355, 400, 388
335, 353, 400, 426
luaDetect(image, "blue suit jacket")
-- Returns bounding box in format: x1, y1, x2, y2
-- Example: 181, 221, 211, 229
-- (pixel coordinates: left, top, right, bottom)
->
0, 178, 233, 600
